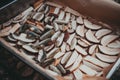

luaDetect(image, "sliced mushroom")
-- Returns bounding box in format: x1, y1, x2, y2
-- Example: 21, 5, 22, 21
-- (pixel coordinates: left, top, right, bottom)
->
75, 45, 88, 56
66, 44, 71, 52
71, 20, 77, 30
45, 24, 53, 29
49, 65, 61, 75
61, 42, 66, 53
101, 35, 119, 46
37, 3, 45, 12
58, 11, 65, 20
77, 39, 89, 48
65, 7, 80, 16
33, 12, 45, 21
53, 22, 59, 31
54, 7, 60, 14
36, 38, 51, 46
88, 45, 97, 55
56, 64, 66, 74
98, 45, 120, 55
80, 38, 91, 46
79, 64, 98, 76
70, 38, 77, 50
65, 13, 71, 22
86, 30, 99, 43
61, 52, 72, 64
76, 25, 85, 37
73, 69, 83, 80
44, 5, 50, 14
47, 47, 59, 58
37, 49, 46, 62
83, 60, 103, 72
107, 40, 120, 48
96, 53, 118, 63
84, 19, 101, 30
9, 23, 21, 34
0, 26, 11, 33
65, 50, 78, 68
54, 51, 65, 59
67, 33, 75, 45
76, 16, 83, 24
55, 19, 68, 24
51, 31, 61, 41
69, 55, 82, 71
44, 44, 55, 52
95, 29, 112, 39
84, 56, 110, 68
22, 45, 38, 53
56, 33, 64, 46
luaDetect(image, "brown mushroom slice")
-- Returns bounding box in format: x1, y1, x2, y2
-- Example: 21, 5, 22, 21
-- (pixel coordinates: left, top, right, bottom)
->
65, 13, 71, 22
77, 39, 89, 48
73, 69, 83, 80
54, 7, 60, 14
76, 16, 83, 24
96, 53, 118, 63
83, 60, 103, 72
75, 45, 88, 56
61, 52, 72, 64
76, 25, 85, 37
46, 1, 63, 8
70, 55, 82, 72
58, 11, 65, 20
22, 45, 38, 53
101, 35, 119, 46
84, 56, 110, 68
65, 50, 78, 68
67, 33, 75, 45
108, 40, 120, 48
88, 45, 97, 55
56, 33, 64, 46
98, 45, 120, 55
71, 20, 77, 30
86, 30, 99, 43
12, 33, 35, 43
95, 29, 112, 39
70, 38, 77, 50
84, 19, 101, 30
65, 7, 80, 16
51, 31, 61, 41
79, 64, 98, 76
61, 42, 66, 53
54, 51, 65, 59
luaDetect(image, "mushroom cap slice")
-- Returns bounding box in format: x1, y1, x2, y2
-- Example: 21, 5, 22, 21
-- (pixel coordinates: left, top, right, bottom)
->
76, 16, 83, 24
58, 11, 65, 20
75, 45, 88, 55
84, 19, 101, 30
71, 20, 77, 30
22, 45, 38, 53
65, 13, 71, 22
77, 39, 89, 48
86, 30, 99, 43
73, 69, 83, 80
70, 38, 77, 50
76, 25, 85, 37
54, 51, 65, 59
67, 33, 75, 45
98, 45, 120, 55
61, 42, 66, 53
65, 51, 78, 68
96, 53, 117, 63
108, 40, 120, 48
95, 29, 112, 39
101, 35, 119, 46
84, 56, 110, 68
88, 45, 97, 55
54, 7, 60, 14
61, 52, 72, 64
56, 33, 64, 46
51, 31, 61, 41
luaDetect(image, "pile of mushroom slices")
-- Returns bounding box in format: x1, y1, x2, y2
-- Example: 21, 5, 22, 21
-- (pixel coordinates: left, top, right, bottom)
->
1, 1, 120, 80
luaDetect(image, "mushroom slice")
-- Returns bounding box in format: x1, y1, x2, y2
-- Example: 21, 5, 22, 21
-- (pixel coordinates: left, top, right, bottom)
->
79, 64, 98, 76
65, 13, 71, 22
84, 19, 101, 30
86, 30, 99, 43
22, 45, 38, 53
46, 1, 63, 8
65, 50, 78, 68
65, 7, 80, 16
96, 53, 118, 63
70, 55, 82, 71
77, 39, 89, 48
67, 33, 75, 45
108, 40, 120, 48
88, 45, 97, 55
0, 26, 11, 33
80, 38, 91, 46
37, 3, 45, 12
47, 48, 59, 58
54, 51, 65, 59
58, 11, 65, 20
54, 7, 60, 14
73, 69, 83, 80
49, 65, 61, 75
44, 5, 50, 14
101, 35, 119, 46
95, 29, 112, 39
98, 45, 120, 55
56, 64, 66, 74
61, 42, 66, 53
37, 49, 46, 62
40, 30, 55, 40
76, 16, 83, 24
56, 33, 64, 46
55, 19, 68, 24
71, 20, 77, 30
12, 33, 35, 43
83, 60, 103, 72
84, 56, 110, 68
76, 25, 85, 37
51, 31, 61, 41
9, 23, 21, 33
33, 12, 45, 21
44, 44, 55, 52
70, 38, 77, 50
75, 45, 88, 56
61, 52, 72, 64
66, 44, 70, 52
